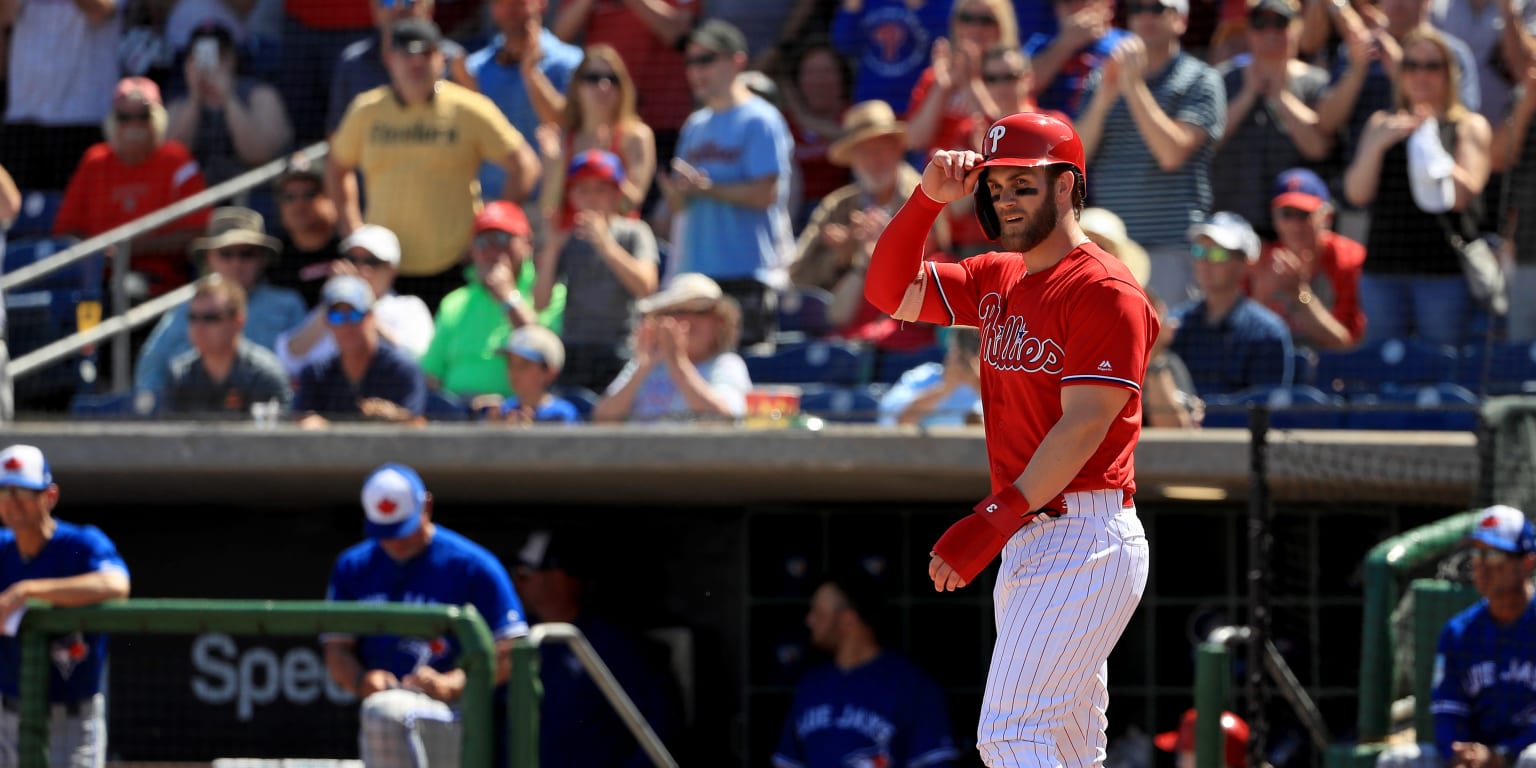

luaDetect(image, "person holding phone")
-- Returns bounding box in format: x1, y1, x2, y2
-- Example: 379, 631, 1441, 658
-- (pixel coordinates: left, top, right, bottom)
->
165, 20, 292, 187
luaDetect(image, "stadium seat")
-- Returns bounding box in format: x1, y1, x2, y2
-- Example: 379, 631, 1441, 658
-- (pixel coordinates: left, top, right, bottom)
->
1313, 338, 1458, 395
798, 384, 883, 423
4, 236, 102, 405
1457, 340, 1536, 395
1201, 385, 1346, 429
872, 344, 946, 384
1291, 348, 1318, 388
69, 390, 157, 419
1345, 383, 1481, 431
424, 390, 472, 421
551, 385, 599, 421
8, 190, 63, 239
776, 286, 834, 338
743, 339, 870, 385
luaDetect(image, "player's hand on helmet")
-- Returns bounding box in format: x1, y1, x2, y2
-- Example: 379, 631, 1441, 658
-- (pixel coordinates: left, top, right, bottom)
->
357, 669, 400, 698
929, 552, 968, 592
920, 150, 984, 204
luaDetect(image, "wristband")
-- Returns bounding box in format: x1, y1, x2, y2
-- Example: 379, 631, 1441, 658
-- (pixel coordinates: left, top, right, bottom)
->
973, 484, 1036, 537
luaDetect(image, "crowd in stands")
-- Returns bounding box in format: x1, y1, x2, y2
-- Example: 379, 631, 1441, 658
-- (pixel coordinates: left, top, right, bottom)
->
0, 0, 1534, 428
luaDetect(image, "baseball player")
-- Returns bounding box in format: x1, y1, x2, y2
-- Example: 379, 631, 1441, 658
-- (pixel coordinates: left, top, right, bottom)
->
0, 445, 132, 768
322, 463, 529, 768
864, 112, 1156, 767
773, 574, 959, 768
1377, 505, 1536, 768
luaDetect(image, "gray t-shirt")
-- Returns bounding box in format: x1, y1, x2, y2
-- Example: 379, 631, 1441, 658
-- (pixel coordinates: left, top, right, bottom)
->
1210, 61, 1329, 234
163, 340, 293, 417
557, 217, 659, 347
1085, 51, 1226, 247
6, 0, 121, 124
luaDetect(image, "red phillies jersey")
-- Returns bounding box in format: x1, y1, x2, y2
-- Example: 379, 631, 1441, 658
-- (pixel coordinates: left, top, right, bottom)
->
896, 195, 1158, 503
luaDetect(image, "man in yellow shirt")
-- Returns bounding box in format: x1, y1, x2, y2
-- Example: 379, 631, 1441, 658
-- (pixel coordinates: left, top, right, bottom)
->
327, 17, 541, 311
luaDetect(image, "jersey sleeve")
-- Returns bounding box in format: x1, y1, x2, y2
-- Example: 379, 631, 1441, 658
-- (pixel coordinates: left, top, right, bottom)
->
329, 99, 367, 168
706, 353, 752, 418
1061, 278, 1154, 391
771, 689, 808, 768
742, 107, 790, 182
472, 94, 528, 165
79, 526, 129, 579
322, 555, 359, 643
468, 555, 528, 641
1431, 623, 1473, 759
1174, 62, 1226, 142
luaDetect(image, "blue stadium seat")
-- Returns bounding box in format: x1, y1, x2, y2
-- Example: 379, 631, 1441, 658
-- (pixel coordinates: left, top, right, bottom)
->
551, 385, 599, 422
69, 391, 156, 419
1457, 341, 1536, 395
4, 236, 102, 403
798, 384, 882, 423
776, 287, 834, 338
424, 390, 472, 421
8, 190, 63, 239
873, 344, 946, 384
1202, 385, 1346, 429
743, 340, 870, 385
1345, 383, 1481, 431
1314, 338, 1458, 395
1291, 348, 1318, 388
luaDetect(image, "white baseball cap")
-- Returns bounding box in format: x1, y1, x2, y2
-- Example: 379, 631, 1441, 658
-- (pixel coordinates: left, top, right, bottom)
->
1468, 504, 1536, 555
361, 464, 428, 540
1188, 212, 1261, 263
1407, 118, 1455, 215
0, 445, 52, 491
340, 224, 402, 267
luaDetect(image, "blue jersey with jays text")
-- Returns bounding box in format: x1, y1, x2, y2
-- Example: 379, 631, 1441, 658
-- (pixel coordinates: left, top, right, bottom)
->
774, 652, 958, 768
0, 521, 129, 702
326, 526, 528, 677
1431, 598, 1536, 759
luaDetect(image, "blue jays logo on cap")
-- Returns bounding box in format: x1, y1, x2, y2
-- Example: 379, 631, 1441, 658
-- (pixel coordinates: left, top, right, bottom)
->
0, 445, 53, 491
361, 463, 427, 540
1469, 505, 1536, 555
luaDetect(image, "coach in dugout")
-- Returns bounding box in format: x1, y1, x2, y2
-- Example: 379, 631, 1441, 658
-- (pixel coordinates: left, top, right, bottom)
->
1377, 505, 1536, 768
0, 445, 132, 768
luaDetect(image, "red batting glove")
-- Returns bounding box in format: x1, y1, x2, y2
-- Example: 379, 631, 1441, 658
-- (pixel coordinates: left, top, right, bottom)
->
932, 486, 1037, 585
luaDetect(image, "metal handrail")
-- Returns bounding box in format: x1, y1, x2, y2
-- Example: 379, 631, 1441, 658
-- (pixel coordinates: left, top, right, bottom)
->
515, 622, 678, 768
4, 276, 208, 379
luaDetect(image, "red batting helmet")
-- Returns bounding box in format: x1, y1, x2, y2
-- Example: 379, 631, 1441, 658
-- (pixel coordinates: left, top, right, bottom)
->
973, 112, 1086, 240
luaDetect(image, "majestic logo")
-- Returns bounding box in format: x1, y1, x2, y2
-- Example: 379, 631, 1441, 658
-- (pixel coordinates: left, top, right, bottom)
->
978, 293, 1064, 374
1098, 360, 1113, 372
988, 125, 1006, 155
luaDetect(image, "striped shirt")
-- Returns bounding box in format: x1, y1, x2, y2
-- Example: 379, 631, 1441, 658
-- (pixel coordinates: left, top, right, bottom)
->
1084, 51, 1226, 247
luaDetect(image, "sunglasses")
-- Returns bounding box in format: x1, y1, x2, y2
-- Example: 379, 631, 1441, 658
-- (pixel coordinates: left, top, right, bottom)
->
188, 309, 236, 324
1248, 12, 1291, 29
474, 231, 514, 248
1275, 207, 1311, 221
115, 111, 152, 123
579, 72, 620, 86
1190, 243, 1239, 263
279, 189, 321, 204
1125, 2, 1171, 14
1400, 58, 1447, 73
955, 11, 998, 24
983, 72, 1024, 84
327, 307, 369, 325
684, 52, 722, 68
213, 247, 266, 261
345, 254, 391, 269
1469, 548, 1511, 564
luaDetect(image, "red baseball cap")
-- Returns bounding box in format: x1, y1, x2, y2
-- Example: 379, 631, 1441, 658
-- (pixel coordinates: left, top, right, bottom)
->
568, 149, 626, 186
1154, 709, 1250, 768
473, 201, 530, 237
114, 76, 162, 107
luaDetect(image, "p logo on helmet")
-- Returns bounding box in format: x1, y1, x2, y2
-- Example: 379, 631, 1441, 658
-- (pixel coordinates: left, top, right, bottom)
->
972, 112, 1086, 241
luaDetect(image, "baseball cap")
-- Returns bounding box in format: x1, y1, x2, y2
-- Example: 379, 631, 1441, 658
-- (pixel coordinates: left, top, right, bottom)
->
1188, 212, 1261, 262
340, 225, 402, 267
1407, 118, 1455, 214
1155, 0, 1190, 16
0, 445, 53, 491
1468, 505, 1536, 555
322, 274, 376, 311
689, 19, 748, 55
273, 153, 322, 190
389, 18, 442, 54
1272, 168, 1330, 212
114, 76, 163, 107
1249, 0, 1298, 20
637, 272, 724, 315
1154, 709, 1250, 768
568, 149, 626, 187
500, 325, 566, 371
516, 529, 587, 576
361, 463, 428, 540
474, 201, 531, 237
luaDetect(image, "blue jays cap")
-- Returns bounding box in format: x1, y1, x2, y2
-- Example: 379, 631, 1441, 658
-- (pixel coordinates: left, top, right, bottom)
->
0, 445, 52, 491
1272, 168, 1330, 212
361, 463, 428, 540
1468, 505, 1536, 555
567, 149, 626, 186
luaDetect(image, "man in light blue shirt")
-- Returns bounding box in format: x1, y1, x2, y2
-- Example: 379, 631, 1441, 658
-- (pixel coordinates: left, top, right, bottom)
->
465, 0, 583, 201
135, 208, 306, 395
660, 20, 794, 348
878, 329, 982, 428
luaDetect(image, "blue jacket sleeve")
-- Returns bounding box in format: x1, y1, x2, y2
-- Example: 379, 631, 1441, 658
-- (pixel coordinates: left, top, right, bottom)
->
134, 310, 183, 394
1431, 624, 1474, 759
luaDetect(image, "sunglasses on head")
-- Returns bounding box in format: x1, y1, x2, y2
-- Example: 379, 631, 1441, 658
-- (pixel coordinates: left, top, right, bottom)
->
214, 247, 266, 261
1125, 2, 1171, 14
983, 71, 1024, 84
1400, 58, 1447, 73
115, 111, 152, 123
187, 309, 235, 324
955, 11, 998, 24
474, 231, 514, 248
579, 72, 620, 86
279, 188, 321, 204
1191, 243, 1239, 263
684, 52, 722, 68
327, 307, 369, 325
1275, 206, 1311, 221
1248, 12, 1290, 29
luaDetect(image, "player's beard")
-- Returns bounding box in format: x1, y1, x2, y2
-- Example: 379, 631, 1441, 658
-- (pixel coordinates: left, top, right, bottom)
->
999, 193, 1059, 255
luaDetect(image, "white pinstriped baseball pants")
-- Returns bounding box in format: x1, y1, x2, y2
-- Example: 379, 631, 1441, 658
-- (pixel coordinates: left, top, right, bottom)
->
978, 489, 1150, 768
